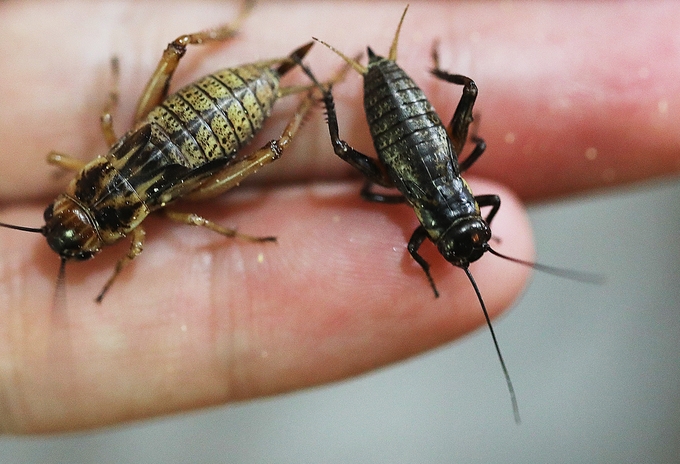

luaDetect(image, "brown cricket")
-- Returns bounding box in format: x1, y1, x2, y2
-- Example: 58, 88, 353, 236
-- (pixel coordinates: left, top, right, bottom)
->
0, 1, 324, 302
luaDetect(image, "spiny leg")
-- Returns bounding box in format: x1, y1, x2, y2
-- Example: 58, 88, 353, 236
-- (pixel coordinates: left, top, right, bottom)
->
293, 55, 404, 204
430, 43, 485, 170
96, 226, 146, 303
407, 226, 440, 298
293, 57, 394, 188
321, 86, 394, 187
100, 56, 120, 146
321, 88, 393, 186
134, 0, 254, 122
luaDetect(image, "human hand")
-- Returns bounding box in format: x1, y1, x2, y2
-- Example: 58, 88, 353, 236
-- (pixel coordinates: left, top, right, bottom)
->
0, 1, 676, 433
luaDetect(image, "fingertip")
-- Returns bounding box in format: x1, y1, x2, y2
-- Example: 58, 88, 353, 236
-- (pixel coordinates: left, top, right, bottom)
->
242, 179, 535, 372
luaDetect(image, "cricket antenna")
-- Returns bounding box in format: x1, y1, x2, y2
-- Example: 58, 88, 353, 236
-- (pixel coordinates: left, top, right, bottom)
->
463, 266, 521, 424
484, 245, 605, 284
0, 222, 43, 234
468, 243, 604, 423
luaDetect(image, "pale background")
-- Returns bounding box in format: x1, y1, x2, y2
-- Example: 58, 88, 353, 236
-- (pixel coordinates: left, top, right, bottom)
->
2, 179, 680, 463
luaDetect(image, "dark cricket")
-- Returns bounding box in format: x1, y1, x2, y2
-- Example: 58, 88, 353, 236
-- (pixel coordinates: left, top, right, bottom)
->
299, 6, 599, 423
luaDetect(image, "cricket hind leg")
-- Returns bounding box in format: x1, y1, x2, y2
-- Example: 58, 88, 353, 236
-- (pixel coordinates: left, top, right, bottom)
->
292, 56, 395, 189
133, 0, 254, 122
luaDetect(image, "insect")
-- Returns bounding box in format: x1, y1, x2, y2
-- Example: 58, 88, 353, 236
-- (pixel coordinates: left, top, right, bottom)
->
0, 1, 321, 303
295, 6, 601, 423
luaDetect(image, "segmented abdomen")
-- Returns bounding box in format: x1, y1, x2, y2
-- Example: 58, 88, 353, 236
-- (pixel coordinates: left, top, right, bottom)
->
364, 58, 457, 203
146, 64, 281, 168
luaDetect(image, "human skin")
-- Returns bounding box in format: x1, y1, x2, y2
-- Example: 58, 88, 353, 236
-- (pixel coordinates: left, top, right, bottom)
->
0, 1, 678, 433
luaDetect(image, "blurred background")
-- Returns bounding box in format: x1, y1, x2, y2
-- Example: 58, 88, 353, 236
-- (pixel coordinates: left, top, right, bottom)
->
1, 179, 679, 463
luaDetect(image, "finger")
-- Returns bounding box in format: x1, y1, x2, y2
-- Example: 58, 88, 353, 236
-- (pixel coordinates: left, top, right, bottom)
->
0, 179, 532, 433
1, 2, 679, 201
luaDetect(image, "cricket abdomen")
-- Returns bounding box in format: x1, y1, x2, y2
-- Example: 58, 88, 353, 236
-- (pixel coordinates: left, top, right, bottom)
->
363, 57, 461, 206
146, 64, 281, 168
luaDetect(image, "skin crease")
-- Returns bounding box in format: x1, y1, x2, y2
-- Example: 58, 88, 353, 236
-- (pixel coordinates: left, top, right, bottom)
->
0, 1, 677, 433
